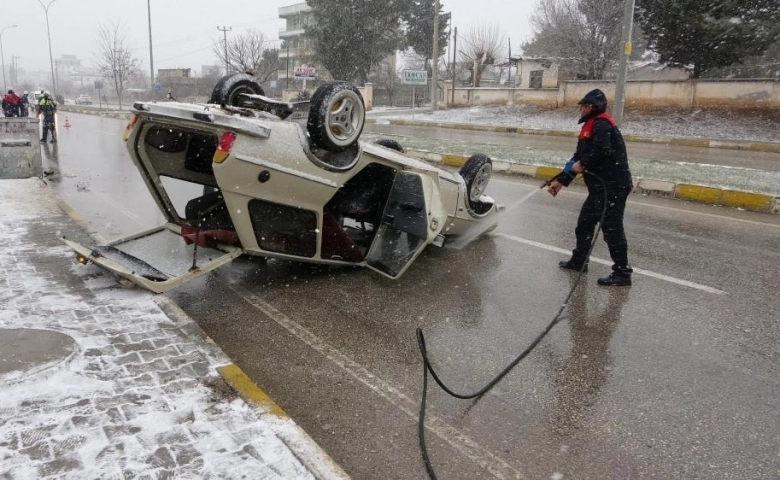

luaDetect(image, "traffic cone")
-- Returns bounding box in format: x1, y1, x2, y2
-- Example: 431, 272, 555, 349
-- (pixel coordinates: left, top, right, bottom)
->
64, 117, 71, 128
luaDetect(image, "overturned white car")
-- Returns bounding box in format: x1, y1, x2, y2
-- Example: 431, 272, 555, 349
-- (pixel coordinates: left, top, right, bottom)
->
64, 73, 499, 292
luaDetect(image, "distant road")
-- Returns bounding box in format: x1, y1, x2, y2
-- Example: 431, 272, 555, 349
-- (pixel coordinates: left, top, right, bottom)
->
365, 123, 780, 172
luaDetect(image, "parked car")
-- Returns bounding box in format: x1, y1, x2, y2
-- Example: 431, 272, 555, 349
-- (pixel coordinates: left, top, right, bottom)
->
75, 94, 93, 105
63, 73, 500, 293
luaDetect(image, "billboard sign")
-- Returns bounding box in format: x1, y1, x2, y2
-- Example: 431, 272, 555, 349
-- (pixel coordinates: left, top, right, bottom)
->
294, 65, 316, 80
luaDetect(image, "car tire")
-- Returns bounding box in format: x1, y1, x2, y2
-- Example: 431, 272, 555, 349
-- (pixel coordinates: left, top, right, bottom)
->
374, 138, 405, 153
307, 81, 365, 153
460, 154, 493, 216
209, 73, 265, 106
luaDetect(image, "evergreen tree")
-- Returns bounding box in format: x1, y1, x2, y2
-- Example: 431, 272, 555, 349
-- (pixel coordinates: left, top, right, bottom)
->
636, 0, 780, 78
404, 1, 450, 61
306, 0, 413, 84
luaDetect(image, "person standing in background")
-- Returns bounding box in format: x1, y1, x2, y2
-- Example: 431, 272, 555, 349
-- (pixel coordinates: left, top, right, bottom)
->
37, 91, 58, 143
19, 91, 30, 117
2, 90, 21, 117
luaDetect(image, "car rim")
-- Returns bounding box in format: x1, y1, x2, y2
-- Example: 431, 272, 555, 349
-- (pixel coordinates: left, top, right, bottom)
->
327, 94, 361, 145
228, 87, 252, 105
470, 164, 491, 202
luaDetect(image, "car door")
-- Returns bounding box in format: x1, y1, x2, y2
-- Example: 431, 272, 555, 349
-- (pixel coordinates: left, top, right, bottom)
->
63, 224, 243, 294
365, 171, 432, 278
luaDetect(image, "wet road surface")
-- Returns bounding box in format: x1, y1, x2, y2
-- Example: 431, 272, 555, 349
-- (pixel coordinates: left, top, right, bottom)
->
365, 123, 780, 172
49, 112, 780, 479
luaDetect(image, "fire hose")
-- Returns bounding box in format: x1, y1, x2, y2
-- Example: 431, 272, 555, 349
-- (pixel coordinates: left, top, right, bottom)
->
415, 169, 609, 480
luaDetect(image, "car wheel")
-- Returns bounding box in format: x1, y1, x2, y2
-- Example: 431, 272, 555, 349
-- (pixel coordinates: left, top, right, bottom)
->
374, 138, 405, 153
209, 73, 265, 106
307, 81, 365, 153
460, 154, 493, 215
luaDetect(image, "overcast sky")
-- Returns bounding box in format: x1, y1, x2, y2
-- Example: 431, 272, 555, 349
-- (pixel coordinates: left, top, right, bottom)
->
2, 0, 536, 75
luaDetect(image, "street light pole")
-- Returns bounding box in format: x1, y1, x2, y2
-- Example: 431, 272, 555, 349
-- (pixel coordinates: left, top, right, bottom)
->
0, 24, 18, 92
147, 0, 155, 90
37, 0, 58, 93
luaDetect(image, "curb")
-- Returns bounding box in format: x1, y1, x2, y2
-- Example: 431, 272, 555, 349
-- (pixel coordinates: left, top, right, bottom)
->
368, 118, 780, 154
404, 149, 780, 215
53, 191, 351, 480
58, 105, 131, 121
157, 298, 351, 480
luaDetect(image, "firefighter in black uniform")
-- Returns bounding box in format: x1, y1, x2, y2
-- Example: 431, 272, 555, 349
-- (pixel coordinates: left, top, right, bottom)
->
547, 89, 633, 286
37, 91, 58, 143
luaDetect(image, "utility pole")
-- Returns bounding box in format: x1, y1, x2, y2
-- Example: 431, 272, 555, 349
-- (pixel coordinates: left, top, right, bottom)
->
147, 0, 155, 90
12, 55, 19, 85
508, 38, 512, 86
0, 25, 15, 92
451, 26, 457, 105
613, 0, 635, 126
430, 0, 440, 110
217, 26, 232, 75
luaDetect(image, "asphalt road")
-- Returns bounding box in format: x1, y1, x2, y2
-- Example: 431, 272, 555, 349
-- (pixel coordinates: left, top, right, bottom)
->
47, 112, 780, 479
365, 123, 780, 172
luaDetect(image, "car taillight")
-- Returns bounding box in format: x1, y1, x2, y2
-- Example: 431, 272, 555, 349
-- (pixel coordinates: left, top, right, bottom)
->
122, 114, 139, 141
213, 132, 237, 164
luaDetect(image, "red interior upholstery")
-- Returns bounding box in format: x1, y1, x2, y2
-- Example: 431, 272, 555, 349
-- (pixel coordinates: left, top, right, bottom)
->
320, 212, 365, 263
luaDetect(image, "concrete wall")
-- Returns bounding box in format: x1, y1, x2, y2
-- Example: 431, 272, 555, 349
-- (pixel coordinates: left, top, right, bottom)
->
443, 79, 780, 109
441, 81, 558, 107
559, 79, 780, 108
1, 118, 42, 179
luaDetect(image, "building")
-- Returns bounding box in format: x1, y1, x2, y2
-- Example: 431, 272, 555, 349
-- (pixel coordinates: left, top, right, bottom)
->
55, 55, 102, 93
157, 68, 192, 79
278, 2, 315, 83
201, 65, 222, 78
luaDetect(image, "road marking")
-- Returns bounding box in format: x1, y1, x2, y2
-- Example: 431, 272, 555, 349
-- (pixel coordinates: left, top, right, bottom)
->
495, 233, 726, 295
492, 178, 780, 229
626, 199, 780, 228
230, 284, 526, 480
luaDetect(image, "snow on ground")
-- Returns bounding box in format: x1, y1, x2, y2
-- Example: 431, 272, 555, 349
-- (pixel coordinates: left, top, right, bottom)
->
367, 104, 780, 195
0, 179, 315, 480
370, 104, 780, 143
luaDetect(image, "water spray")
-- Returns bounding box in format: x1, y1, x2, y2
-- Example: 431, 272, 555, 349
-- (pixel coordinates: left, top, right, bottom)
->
448, 168, 567, 250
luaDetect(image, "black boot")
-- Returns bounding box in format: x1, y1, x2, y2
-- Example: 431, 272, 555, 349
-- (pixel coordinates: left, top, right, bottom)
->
559, 258, 588, 272
598, 267, 632, 286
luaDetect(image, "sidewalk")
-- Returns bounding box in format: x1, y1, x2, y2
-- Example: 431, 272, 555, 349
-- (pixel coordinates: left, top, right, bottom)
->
0, 178, 349, 479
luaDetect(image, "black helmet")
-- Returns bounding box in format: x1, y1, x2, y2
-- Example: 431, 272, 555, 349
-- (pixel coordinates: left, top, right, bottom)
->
7, 89, 13, 94
577, 89, 607, 113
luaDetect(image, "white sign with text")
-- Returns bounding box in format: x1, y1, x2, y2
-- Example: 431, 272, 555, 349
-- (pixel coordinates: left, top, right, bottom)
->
402, 70, 428, 85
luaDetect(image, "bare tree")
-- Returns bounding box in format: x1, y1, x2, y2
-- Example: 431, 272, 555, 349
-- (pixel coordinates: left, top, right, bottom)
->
459, 24, 505, 87
523, 0, 641, 80
369, 62, 402, 106
94, 21, 140, 109
213, 30, 281, 83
